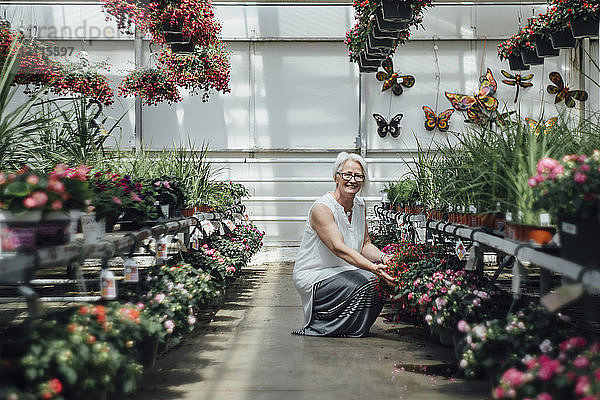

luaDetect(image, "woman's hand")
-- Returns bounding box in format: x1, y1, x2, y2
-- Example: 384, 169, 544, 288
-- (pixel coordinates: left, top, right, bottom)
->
372, 263, 395, 287
381, 253, 393, 265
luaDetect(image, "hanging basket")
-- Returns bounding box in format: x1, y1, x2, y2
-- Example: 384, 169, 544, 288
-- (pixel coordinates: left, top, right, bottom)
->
375, 8, 408, 33
534, 35, 560, 57
520, 47, 544, 66
161, 19, 183, 33
367, 32, 394, 50
164, 32, 190, 44
372, 22, 398, 40
558, 213, 600, 270
364, 42, 389, 58
507, 53, 530, 71
380, 0, 413, 23
358, 52, 380, 73
569, 14, 599, 39
550, 28, 576, 49
170, 42, 196, 54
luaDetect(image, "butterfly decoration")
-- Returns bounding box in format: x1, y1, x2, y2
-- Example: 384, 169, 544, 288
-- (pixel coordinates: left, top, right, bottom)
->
422, 106, 454, 132
501, 70, 534, 104
373, 113, 403, 138
376, 57, 415, 96
464, 105, 515, 128
445, 68, 499, 112
547, 72, 588, 108
525, 117, 558, 135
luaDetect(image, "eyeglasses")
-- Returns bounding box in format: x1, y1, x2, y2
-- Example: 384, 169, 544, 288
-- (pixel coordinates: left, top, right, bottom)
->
337, 172, 365, 182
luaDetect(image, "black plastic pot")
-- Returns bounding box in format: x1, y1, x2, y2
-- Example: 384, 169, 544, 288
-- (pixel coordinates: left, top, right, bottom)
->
550, 28, 576, 49
558, 213, 600, 270
170, 42, 196, 54
164, 32, 189, 44
569, 14, 599, 39
520, 47, 544, 66
381, 0, 413, 22
375, 8, 408, 33
367, 32, 394, 50
359, 51, 383, 70
362, 48, 387, 62
161, 19, 183, 33
507, 54, 530, 71
372, 22, 398, 40
534, 35, 560, 57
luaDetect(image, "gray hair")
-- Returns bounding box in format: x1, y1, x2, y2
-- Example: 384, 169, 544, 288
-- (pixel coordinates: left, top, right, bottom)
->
333, 152, 368, 182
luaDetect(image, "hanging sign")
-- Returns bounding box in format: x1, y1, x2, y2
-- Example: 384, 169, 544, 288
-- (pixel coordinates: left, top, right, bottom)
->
455, 239, 467, 260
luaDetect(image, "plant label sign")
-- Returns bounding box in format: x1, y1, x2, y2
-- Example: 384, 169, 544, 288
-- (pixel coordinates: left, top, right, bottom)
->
201, 220, 215, 235
455, 239, 467, 260
81, 213, 105, 244
223, 219, 236, 232
123, 257, 139, 283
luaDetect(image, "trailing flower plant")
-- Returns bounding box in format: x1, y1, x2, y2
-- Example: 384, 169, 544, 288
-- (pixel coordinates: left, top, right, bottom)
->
118, 67, 182, 106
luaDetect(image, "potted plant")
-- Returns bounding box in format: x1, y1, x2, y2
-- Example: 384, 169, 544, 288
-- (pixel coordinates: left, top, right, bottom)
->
528, 17, 560, 57
545, 4, 577, 49
560, 0, 599, 38
497, 36, 530, 71
52, 58, 114, 106
118, 67, 182, 106
529, 151, 600, 269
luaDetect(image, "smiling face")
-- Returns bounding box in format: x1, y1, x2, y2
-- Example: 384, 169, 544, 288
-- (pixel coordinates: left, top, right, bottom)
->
335, 159, 364, 196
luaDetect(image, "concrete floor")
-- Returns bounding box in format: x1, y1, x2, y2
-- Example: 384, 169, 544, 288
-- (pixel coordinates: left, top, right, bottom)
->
129, 262, 490, 400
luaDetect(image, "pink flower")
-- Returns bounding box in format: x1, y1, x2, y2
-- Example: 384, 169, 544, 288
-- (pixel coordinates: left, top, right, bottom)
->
136, 302, 145, 310
492, 385, 505, 399
537, 157, 558, 174
501, 367, 529, 388
23, 196, 37, 209
51, 200, 62, 210
575, 375, 590, 396
560, 337, 587, 352
26, 175, 39, 185
537, 355, 562, 381
537, 393, 552, 400
164, 319, 175, 334
112, 196, 122, 205
46, 179, 65, 193
573, 355, 590, 368
32, 191, 48, 207
579, 163, 591, 172
457, 320, 471, 333
407, 292, 413, 300
163, 181, 170, 188
131, 193, 142, 202
539, 339, 553, 353
574, 172, 587, 183
52, 163, 69, 178
528, 177, 538, 187
154, 293, 165, 303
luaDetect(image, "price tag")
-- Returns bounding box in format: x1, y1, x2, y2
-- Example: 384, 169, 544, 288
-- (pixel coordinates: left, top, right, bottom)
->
505, 212, 512, 222
539, 213, 551, 227
191, 232, 200, 250
455, 239, 467, 261
469, 205, 477, 214
561, 222, 577, 235
201, 220, 215, 235
223, 219, 236, 232
218, 222, 225, 235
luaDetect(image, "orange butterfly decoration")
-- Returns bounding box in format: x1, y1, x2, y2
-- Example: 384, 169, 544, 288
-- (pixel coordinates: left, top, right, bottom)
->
525, 117, 558, 135
422, 106, 454, 132
445, 68, 499, 112
376, 57, 415, 96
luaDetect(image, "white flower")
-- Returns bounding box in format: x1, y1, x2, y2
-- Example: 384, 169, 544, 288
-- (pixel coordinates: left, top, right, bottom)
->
436, 316, 444, 325
459, 359, 468, 369
425, 314, 433, 325
539, 339, 553, 353
472, 325, 487, 340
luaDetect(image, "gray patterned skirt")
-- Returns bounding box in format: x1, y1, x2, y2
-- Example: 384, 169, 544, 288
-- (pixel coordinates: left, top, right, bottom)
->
292, 269, 385, 338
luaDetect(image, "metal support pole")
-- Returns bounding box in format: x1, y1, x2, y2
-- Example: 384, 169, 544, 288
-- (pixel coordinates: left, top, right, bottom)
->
134, 27, 143, 150
358, 70, 366, 158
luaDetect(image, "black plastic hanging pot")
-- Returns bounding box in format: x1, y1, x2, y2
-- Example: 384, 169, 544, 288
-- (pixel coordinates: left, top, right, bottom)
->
508, 53, 530, 71
161, 19, 183, 33
367, 32, 394, 50
520, 47, 544, 66
170, 42, 195, 54
372, 22, 398, 40
380, 0, 413, 23
164, 32, 190, 44
534, 35, 560, 57
375, 7, 408, 33
364, 43, 389, 59
569, 14, 599, 39
358, 52, 380, 73
363, 48, 387, 62
550, 27, 576, 49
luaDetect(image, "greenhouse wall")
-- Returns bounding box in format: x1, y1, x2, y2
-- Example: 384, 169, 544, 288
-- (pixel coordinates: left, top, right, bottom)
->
2, 1, 598, 244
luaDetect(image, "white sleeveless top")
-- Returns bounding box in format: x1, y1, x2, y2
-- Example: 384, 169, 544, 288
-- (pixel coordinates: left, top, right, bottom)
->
293, 192, 367, 327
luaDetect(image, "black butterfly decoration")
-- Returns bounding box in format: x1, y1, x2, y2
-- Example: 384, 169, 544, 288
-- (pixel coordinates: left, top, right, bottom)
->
373, 113, 403, 138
